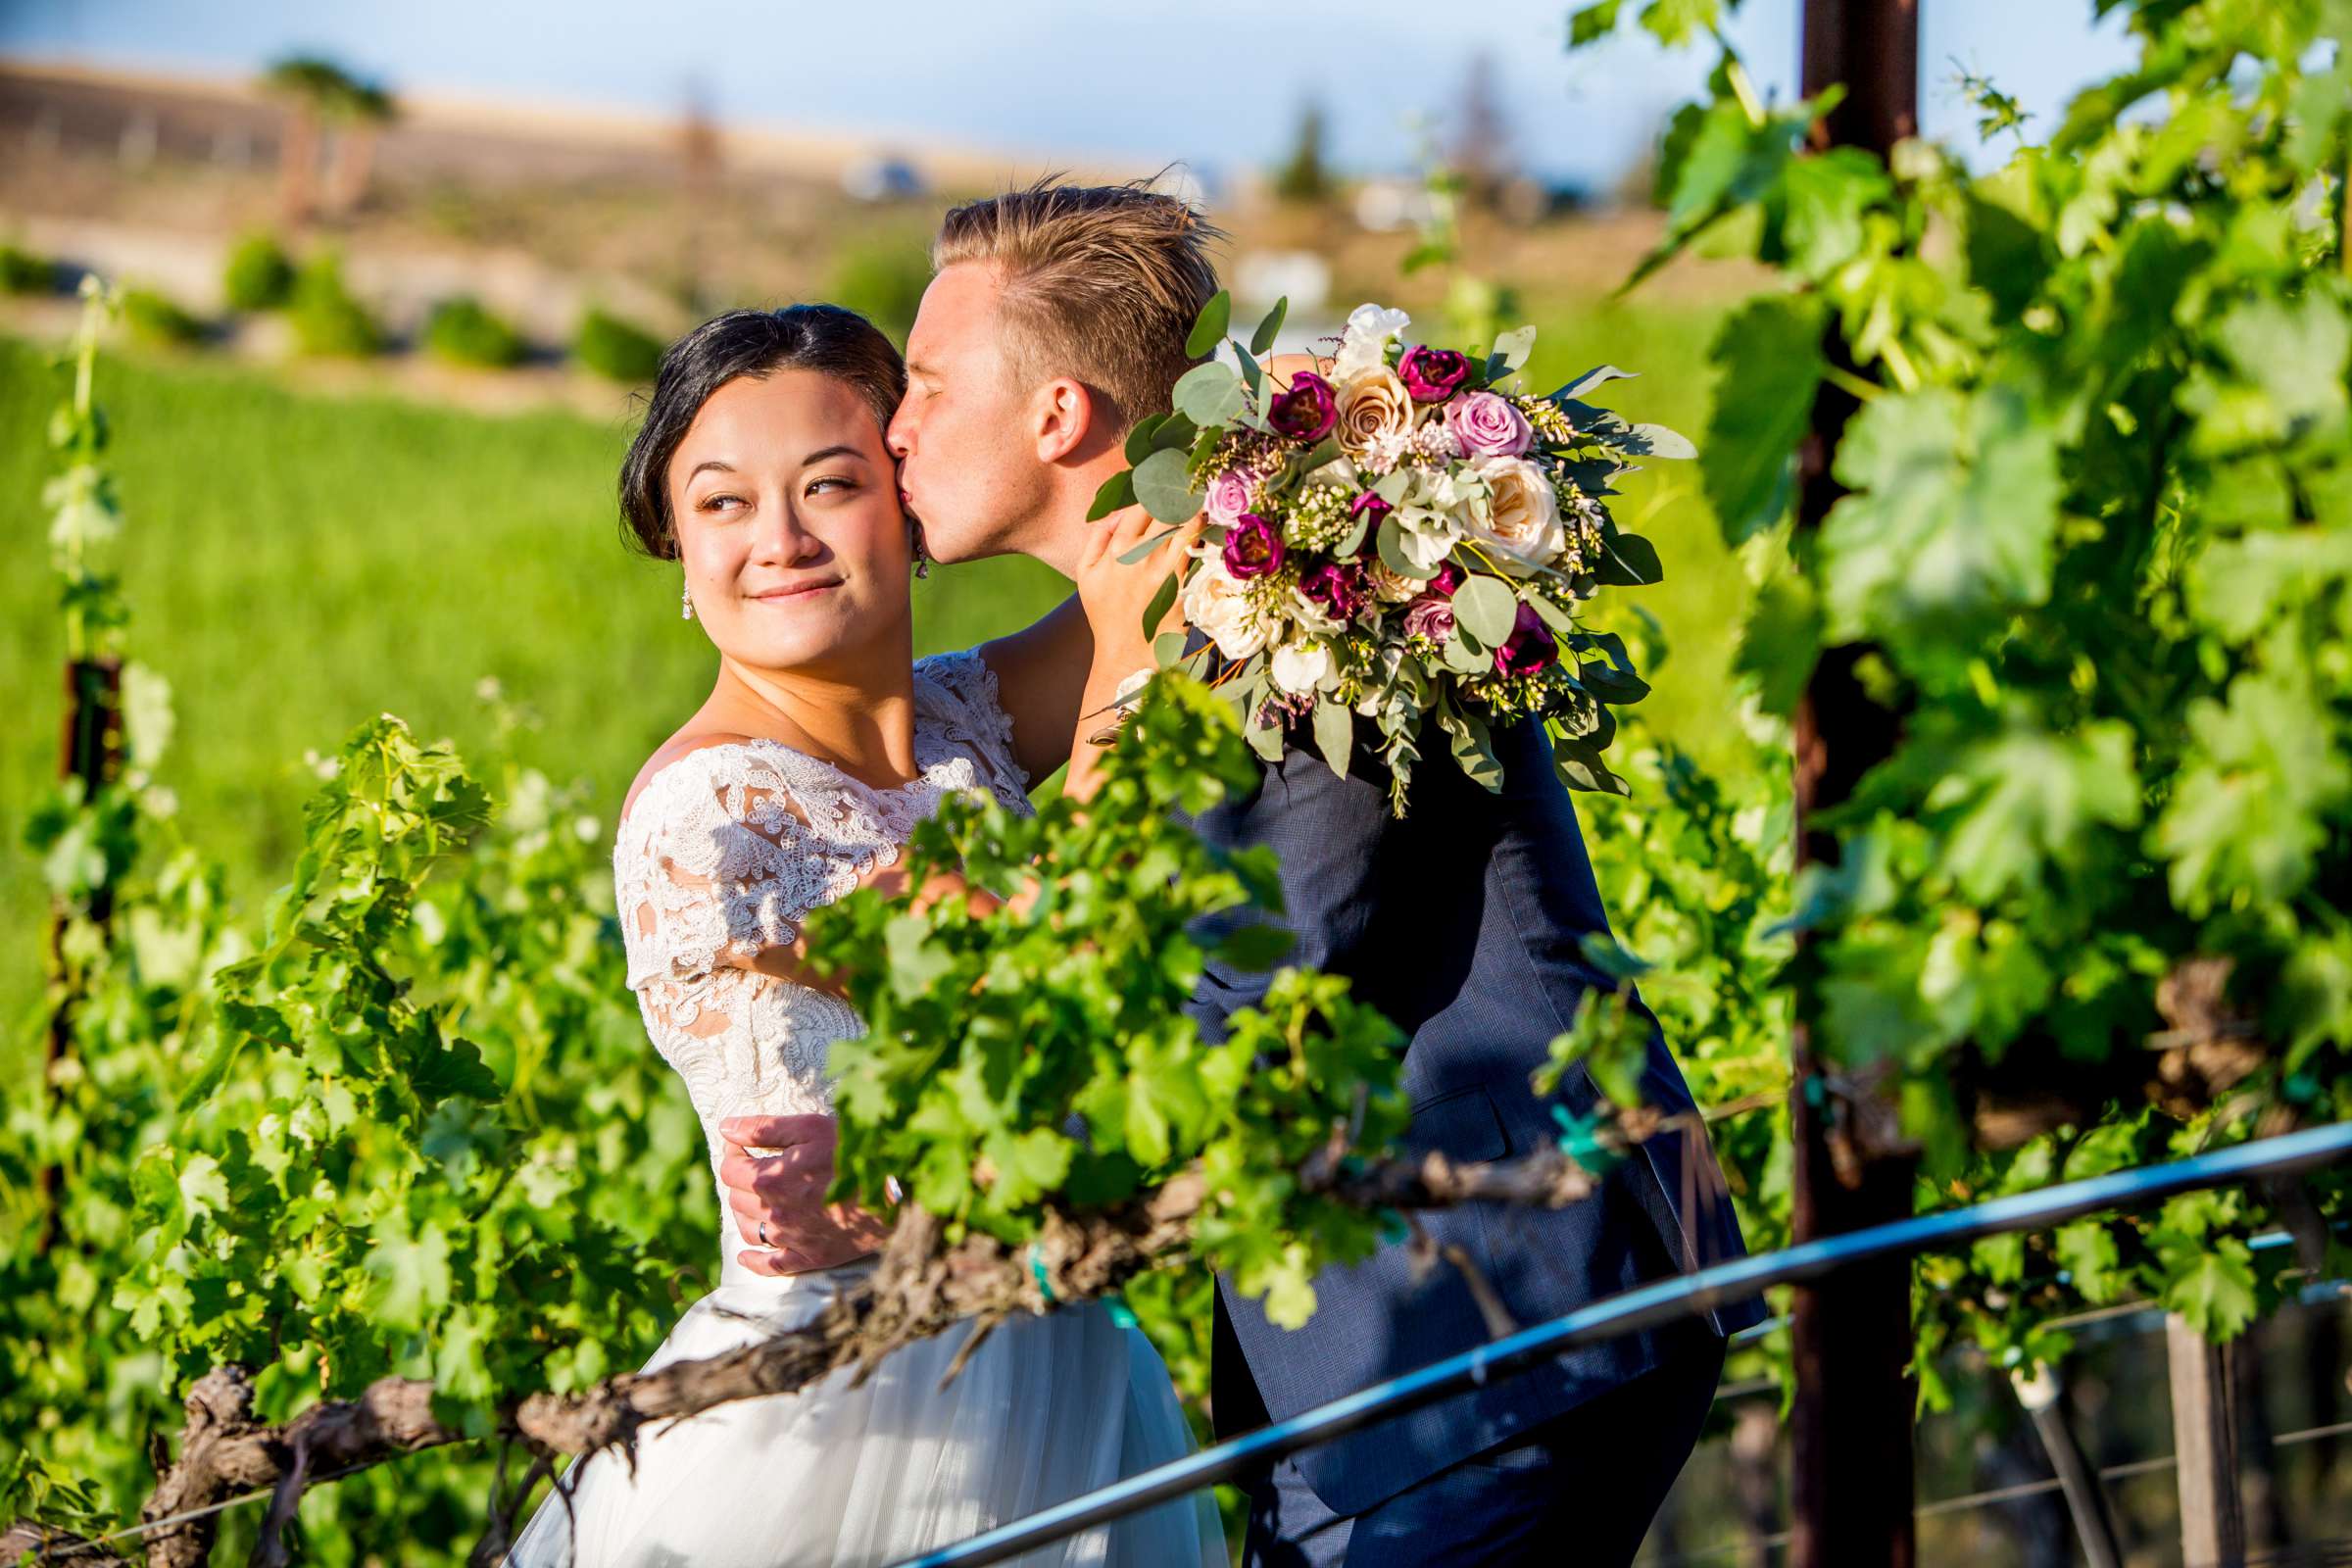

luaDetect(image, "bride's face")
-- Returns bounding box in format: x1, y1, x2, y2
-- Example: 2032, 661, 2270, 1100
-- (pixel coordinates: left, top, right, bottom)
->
668, 369, 911, 675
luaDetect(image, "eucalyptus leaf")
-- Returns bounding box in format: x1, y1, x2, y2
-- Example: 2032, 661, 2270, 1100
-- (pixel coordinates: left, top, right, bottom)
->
1087, 468, 1137, 522
1621, 422, 1697, 460
1447, 708, 1503, 793
1133, 448, 1202, 523
1526, 594, 1579, 637
1117, 528, 1180, 565
1312, 700, 1354, 779
1595, 532, 1664, 586
1140, 571, 1180, 643
1186, 290, 1232, 358
1152, 629, 1191, 667
1452, 574, 1519, 646
1552, 739, 1629, 797
1577, 662, 1651, 705
1152, 412, 1200, 454
1439, 622, 1490, 672
1250, 296, 1289, 356
1485, 324, 1538, 384
1554, 365, 1638, 400
1246, 711, 1286, 762
1376, 514, 1434, 580
1174, 362, 1247, 427
1123, 414, 1168, 467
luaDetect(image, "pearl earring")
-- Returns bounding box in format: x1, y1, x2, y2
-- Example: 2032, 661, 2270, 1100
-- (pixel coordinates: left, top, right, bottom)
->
680, 577, 694, 620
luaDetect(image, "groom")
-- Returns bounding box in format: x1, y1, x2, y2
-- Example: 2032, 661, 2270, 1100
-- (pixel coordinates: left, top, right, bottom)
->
726, 179, 1766, 1565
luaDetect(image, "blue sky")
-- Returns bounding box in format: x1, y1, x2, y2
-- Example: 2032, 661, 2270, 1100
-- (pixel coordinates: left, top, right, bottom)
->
3, 0, 2138, 188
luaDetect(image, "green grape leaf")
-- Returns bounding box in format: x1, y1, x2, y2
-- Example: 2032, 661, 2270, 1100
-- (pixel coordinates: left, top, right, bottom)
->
1703, 294, 1824, 545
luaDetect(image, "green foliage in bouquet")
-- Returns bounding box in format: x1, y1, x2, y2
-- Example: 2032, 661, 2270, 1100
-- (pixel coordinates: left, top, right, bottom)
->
1092, 289, 1687, 814
808, 673, 1409, 1327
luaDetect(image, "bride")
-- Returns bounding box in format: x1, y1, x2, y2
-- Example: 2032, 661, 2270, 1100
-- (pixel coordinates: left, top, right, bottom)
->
504, 304, 1216, 1567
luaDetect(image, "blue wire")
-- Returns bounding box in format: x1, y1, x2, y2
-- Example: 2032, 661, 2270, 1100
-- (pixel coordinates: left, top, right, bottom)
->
888, 1120, 2352, 1568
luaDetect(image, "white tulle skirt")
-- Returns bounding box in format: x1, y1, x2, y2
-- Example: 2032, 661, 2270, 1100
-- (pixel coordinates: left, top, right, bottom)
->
503, 1257, 1222, 1568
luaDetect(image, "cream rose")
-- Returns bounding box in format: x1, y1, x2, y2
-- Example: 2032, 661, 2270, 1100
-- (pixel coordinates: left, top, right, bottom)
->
1364, 558, 1421, 604
1334, 368, 1416, 462
1467, 455, 1567, 568
1181, 556, 1272, 660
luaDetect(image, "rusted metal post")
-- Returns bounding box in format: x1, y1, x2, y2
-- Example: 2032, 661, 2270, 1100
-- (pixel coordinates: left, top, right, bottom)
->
1788, 4, 1920, 1567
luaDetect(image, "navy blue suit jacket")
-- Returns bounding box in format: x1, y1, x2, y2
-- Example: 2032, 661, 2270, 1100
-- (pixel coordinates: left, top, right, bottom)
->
1186, 713, 1769, 1518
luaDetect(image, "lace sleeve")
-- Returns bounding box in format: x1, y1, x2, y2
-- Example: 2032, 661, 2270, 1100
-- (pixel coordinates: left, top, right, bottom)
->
612, 742, 904, 995
914, 648, 1031, 805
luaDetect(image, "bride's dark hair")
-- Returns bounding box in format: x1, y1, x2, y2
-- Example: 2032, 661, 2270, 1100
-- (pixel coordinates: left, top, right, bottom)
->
618, 304, 906, 561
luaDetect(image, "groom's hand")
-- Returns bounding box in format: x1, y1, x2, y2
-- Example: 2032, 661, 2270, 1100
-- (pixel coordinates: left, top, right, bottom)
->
717, 1113, 894, 1278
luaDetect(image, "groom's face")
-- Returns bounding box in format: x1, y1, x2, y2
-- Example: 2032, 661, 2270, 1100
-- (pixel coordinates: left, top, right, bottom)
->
887, 263, 1049, 565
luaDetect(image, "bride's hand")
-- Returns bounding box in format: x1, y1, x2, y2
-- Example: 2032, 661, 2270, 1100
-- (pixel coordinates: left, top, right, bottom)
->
719, 1114, 893, 1276
1074, 504, 1200, 667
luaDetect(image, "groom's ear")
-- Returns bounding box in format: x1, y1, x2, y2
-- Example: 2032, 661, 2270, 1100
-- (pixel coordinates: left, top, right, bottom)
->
1030, 376, 1100, 466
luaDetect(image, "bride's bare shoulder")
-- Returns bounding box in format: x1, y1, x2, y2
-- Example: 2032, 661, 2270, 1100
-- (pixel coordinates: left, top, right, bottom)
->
620, 731, 763, 830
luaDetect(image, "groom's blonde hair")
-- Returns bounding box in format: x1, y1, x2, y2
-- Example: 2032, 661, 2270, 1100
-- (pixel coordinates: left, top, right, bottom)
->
933, 176, 1224, 433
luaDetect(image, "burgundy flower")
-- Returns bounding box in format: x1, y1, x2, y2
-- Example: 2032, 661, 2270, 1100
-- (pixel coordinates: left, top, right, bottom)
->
1398, 345, 1474, 403
1402, 594, 1455, 644
1268, 371, 1339, 443
1493, 601, 1557, 676
1348, 491, 1393, 558
1299, 561, 1371, 622
1223, 513, 1286, 579
1428, 562, 1464, 597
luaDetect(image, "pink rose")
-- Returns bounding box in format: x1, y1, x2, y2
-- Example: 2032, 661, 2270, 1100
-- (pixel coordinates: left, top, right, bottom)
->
1204, 469, 1253, 526
1446, 391, 1534, 458
1402, 594, 1455, 644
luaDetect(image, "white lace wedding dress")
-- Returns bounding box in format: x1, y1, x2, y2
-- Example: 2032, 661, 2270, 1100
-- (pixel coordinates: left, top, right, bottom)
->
505, 651, 1221, 1568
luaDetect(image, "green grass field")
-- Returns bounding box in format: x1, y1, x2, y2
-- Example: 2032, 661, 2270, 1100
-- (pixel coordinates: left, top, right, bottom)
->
2, 303, 1747, 1064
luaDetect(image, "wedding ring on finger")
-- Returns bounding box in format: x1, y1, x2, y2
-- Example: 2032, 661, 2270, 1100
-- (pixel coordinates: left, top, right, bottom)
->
759, 1218, 770, 1248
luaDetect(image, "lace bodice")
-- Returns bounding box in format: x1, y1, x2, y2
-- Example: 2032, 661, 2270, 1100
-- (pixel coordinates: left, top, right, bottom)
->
612, 650, 1032, 1278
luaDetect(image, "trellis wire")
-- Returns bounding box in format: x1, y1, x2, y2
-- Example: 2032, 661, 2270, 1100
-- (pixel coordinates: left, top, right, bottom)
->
888, 1121, 2352, 1568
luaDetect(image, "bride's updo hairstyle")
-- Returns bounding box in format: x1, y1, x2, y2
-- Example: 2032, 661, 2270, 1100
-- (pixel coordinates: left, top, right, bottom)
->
619, 304, 906, 561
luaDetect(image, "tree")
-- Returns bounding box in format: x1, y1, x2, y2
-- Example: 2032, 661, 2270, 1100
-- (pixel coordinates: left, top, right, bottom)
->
1274, 98, 1334, 205
323, 77, 398, 218
261, 57, 398, 224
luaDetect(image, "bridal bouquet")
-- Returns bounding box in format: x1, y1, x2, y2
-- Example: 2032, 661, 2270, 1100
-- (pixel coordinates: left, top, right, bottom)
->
1097, 297, 1689, 814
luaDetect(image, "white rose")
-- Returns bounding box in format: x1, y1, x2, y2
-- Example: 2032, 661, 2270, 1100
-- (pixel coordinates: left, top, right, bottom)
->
1467, 455, 1567, 568
1181, 557, 1272, 660
1271, 640, 1333, 695
1331, 302, 1411, 380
